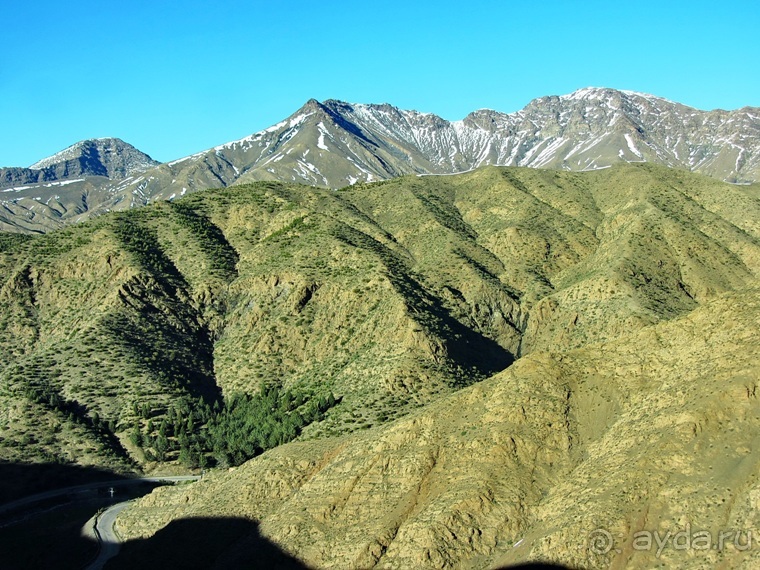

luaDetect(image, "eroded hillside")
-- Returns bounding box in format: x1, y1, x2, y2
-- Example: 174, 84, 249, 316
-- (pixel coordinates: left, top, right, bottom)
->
116, 283, 760, 569
1, 164, 758, 489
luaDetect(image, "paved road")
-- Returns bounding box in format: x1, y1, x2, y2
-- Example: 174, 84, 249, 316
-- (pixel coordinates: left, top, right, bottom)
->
87, 501, 133, 570
2, 475, 200, 568
0, 475, 200, 516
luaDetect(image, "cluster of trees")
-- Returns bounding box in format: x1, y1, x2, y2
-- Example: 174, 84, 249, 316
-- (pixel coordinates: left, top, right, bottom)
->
130, 385, 336, 468
206, 386, 335, 467
130, 396, 213, 467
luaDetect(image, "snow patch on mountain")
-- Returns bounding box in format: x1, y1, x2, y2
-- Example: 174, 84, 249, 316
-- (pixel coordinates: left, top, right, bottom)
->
317, 123, 329, 150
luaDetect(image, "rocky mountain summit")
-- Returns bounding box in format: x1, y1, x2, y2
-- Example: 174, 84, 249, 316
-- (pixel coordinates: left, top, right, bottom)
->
164, 87, 760, 190
2, 88, 759, 233
28, 137, 159, 178
1, 138, 158, 187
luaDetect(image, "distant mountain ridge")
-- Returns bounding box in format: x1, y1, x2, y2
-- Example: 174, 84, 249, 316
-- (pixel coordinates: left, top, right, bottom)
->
168, 87, 760, 187
2, 87, 759, 233
0, 138, 158, 188
27, 137, 159, 176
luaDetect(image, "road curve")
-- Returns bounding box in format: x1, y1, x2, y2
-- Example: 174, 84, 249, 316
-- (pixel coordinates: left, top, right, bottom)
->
0, 475, 200, 516
87, 501, 133, 570
2, 475, 200, 569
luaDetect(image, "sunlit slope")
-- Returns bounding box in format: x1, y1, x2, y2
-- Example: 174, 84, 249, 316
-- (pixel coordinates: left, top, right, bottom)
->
116, 282, 760, 569
0, 163, 758, 474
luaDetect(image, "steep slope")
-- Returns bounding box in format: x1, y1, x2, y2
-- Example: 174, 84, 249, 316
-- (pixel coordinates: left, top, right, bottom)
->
0, 171, 521, 471
114, 283, 760, 570
0, 213, 224, 470
1, 164, 758, 479
2, 88, 759, 234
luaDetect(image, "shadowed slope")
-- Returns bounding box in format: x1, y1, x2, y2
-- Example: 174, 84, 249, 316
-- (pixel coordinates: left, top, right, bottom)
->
106, 518, 310, 570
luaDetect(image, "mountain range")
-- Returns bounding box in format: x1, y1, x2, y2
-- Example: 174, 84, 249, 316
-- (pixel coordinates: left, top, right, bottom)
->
3, 87, 760, 568
2, 162, 760, 568
2, 87, 759, 233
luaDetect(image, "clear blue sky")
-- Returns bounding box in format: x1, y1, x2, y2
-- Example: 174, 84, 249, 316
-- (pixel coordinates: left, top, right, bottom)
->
2, 0, 758, 167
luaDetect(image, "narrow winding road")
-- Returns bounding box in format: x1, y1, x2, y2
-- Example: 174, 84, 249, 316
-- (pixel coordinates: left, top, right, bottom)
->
82, 477, 200, 569
87, 501, 133, 570
0, 475, 200, 516
0, 475, 200, 569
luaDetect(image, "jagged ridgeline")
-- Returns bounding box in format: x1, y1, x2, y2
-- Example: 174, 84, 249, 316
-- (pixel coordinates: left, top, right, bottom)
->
3, 88, 760, 235
0, 163, 759, 472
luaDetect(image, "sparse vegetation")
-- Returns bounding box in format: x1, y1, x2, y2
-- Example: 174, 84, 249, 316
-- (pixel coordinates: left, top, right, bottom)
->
0, 164, 758, 477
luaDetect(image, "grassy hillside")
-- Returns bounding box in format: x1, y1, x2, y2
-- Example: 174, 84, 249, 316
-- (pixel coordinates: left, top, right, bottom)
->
0, 164, 758, 479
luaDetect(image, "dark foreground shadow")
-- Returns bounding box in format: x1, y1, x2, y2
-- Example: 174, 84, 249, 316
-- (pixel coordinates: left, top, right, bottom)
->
1, 463, 578, 570
0, 461, 157, 570
0, 461, 310, 569
105, 517, 310, 570
0, 460, 137, 505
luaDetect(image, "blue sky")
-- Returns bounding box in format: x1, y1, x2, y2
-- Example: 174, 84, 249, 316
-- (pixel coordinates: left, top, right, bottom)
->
2, 0, 758, 167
